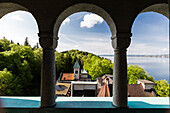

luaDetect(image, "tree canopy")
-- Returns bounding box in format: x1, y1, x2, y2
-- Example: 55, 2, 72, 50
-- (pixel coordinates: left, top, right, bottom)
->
127, 65, 154, 84
55, 50, 113, 80
24, 37, 30, 46
0, 39, 42, 95
0, 38, 169, 97
0, 38, 11, 52
154, 80, 170, 97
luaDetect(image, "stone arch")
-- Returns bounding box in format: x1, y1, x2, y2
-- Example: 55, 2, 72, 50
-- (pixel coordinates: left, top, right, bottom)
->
53, 3, 116, 39
0, 2, 40, 43
0, 3, 28, 18
0, 2, 39, 30
131, 3, 169, 30
129, 2, 169, 56
141, 3, 169, 19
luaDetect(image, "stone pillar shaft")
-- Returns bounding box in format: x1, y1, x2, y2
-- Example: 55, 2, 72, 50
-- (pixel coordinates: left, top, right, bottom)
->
41, 49, 56, 107
111, 32, 131, 108
39, 33, 58, 108
113, 49, 127, 107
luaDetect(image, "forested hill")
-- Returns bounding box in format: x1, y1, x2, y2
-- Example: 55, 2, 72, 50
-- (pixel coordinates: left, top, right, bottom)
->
0, 38, 42, 96
0, 38, 169, 97
55, 49, 113, 80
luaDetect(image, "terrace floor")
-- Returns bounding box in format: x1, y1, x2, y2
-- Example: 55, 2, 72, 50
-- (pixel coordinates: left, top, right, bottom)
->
0, 97, 169, 113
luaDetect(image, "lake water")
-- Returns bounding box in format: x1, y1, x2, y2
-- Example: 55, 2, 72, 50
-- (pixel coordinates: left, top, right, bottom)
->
102, 56, 169, 83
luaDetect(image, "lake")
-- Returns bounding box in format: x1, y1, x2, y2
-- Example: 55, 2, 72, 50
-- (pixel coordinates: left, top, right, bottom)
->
101, 56, 169, 83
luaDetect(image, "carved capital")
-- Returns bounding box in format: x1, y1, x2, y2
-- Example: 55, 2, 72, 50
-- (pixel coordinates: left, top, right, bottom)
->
111, 32, 132, 49
38, 32, 58, 49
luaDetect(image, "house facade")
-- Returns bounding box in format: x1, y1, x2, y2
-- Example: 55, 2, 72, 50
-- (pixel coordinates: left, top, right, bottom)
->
56, 60, 93, 96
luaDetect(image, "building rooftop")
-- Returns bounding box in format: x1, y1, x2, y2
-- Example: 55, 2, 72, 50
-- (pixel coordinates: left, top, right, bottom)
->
88, 74, 92, 78
98, 75, 156, 97
73, 60, 80, 68
56, 83, 71, 96
128, 84, 155, 97
137, 79, 155, 84
61, 73, 74, 81
98, 84, 110, 97
81, 69, 87, 74
102, 74, 113, 79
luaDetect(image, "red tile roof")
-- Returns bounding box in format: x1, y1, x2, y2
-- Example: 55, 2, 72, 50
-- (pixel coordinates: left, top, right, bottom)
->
98, 84, 110, 97
61, 73, 74, 81
128, 84, 155, 97
98, 83, 156, 97
97, 76, 156, 97
98, 85, 105, 97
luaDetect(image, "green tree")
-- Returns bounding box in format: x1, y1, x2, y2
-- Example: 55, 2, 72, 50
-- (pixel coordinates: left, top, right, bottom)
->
33, 48, 42, 79
0, 42, 169, 97
10, 40, 14, 44
83, 56, 113, 80
24, 37, 30, 46
0, 44, 41, 95
127, 65, 154, 84
0, 68, 13, 95
32, 42, 39, 50
36, 43, 39, 48
154, 80, 170, 97
0, 38, 11, 51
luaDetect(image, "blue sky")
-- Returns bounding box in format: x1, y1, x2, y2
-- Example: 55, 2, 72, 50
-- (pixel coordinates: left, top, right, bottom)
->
0, 11, 169, 55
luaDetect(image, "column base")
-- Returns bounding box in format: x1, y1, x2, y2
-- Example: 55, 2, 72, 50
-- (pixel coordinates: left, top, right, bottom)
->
112, 103, 129, 109
40, 103, 56, 108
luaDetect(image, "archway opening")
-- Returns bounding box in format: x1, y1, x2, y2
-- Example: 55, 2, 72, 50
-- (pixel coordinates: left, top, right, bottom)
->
57, 12, 112, 55
0, 7, 41, 96
55, 12, 113, 97
54, 3, 116, 97
129, 4, 169, 97
0, 11, 39, 46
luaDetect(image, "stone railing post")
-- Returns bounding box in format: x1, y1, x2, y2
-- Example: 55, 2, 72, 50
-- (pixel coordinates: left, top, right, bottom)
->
39, 32, 58, 107
111, 32, 131, 108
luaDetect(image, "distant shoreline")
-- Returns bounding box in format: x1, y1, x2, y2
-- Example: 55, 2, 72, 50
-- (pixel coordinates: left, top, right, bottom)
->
99, 54, 170, 58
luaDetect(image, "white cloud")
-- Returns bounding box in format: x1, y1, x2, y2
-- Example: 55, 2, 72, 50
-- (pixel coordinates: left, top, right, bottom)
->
162, 48, 168, 52
11, 15, 24, 21
80, 14, 104, 28
62, 18, 70, 25
74, 45, 79, 48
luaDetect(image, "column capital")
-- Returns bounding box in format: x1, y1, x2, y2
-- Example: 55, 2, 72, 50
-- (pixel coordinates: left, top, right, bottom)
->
38, 32, 58, 49
38, 32, 53, 38
111, 32, 132, 49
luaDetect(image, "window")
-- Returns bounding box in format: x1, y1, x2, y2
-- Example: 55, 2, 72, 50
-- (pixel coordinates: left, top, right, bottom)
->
75, 70, 78, 74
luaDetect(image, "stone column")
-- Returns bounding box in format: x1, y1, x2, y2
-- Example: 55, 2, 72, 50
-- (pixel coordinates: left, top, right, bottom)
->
111, 32, 131, 108
39, 32, 58, 107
